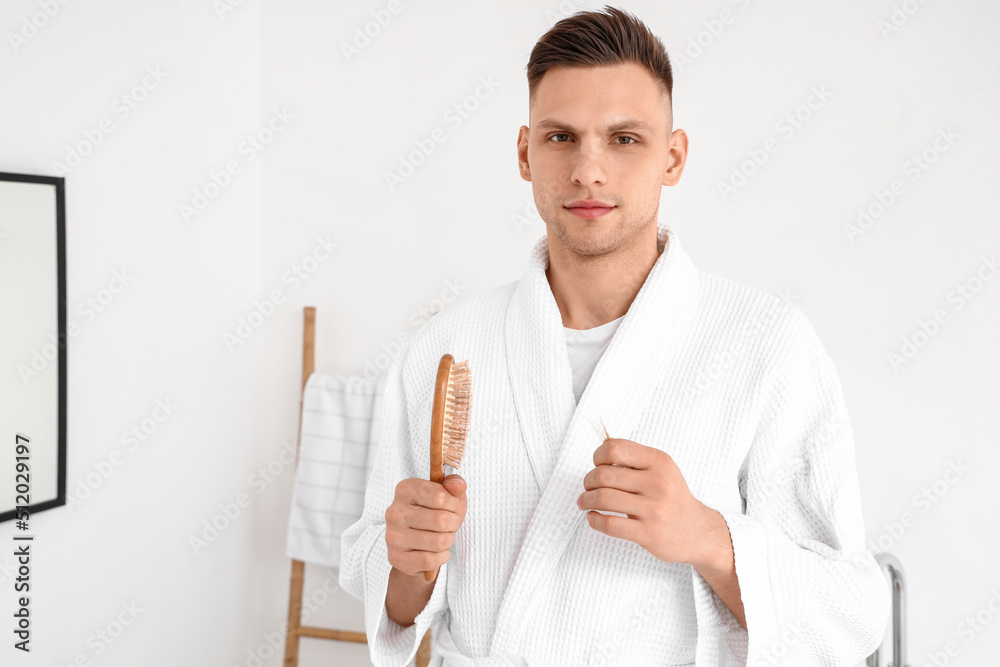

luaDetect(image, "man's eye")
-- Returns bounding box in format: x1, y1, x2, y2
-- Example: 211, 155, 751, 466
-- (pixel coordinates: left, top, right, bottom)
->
547, 134, 637, 144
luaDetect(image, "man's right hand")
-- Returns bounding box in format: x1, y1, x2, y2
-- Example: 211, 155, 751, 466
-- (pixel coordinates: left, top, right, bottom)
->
385, 474, 467, 578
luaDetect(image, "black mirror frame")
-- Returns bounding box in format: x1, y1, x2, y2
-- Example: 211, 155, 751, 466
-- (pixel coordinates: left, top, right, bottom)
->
0, 171, 67, 522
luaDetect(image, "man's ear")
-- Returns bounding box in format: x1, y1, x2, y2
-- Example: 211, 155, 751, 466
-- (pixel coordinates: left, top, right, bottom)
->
517, 125, 531, 182
662, 128, 689, 187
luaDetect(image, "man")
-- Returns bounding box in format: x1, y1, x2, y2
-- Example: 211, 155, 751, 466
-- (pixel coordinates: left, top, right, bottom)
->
341, 6, 889, 666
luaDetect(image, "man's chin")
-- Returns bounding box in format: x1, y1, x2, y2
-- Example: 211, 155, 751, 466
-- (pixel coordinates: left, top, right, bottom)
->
552, 222, 622, 257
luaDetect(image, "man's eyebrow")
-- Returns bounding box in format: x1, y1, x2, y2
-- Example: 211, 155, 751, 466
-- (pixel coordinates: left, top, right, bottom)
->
533, 118, 655, 134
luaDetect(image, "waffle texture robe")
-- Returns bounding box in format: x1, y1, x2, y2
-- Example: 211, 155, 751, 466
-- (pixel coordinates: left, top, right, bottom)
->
339, 223, 890, 666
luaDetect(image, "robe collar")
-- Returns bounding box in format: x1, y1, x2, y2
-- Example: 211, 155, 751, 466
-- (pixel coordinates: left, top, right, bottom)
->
491, 222, 702, 655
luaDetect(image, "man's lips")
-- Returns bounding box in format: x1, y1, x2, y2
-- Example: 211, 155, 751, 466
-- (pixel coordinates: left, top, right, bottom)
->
565, 200, 615, 219
566, 199, 613, 209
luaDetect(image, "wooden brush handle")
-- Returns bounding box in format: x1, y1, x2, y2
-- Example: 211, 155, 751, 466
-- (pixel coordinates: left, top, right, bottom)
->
429, 353, 453, 484
424, 353, 454, 581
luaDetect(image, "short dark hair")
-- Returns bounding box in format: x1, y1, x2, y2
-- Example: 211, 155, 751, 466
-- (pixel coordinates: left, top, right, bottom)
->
525, 5, 673, 113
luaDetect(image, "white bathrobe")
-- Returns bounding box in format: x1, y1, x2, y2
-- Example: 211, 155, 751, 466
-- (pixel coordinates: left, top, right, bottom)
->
339, 223, 890, 667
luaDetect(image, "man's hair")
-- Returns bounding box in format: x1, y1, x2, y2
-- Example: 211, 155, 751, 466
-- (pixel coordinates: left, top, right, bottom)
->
525, 5, 673, 113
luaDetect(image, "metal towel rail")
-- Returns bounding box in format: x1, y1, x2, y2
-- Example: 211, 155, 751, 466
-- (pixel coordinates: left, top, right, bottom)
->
866, 551, 909, 667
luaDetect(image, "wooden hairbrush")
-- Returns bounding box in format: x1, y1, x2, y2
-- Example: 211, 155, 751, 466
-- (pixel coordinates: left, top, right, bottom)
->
424, 353, 472, 581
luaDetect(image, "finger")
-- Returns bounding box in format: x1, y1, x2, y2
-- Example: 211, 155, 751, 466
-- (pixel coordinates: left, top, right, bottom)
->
592, 438, 659, 470
403, 505, 463, 533
585, 510, 641, 543
392, 547, 451, 576
578, 487, 645, 518
582, 463, 645, 494
397, 525, 456, 553
411, 480, 463, 512
442, 475, 467, 498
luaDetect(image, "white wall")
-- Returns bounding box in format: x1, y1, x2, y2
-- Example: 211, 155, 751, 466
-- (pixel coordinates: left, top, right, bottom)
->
1, 0, 271, 665
1, 0, 998, 665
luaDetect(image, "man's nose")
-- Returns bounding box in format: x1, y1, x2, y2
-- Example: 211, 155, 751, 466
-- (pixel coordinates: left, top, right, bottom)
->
570, 144, 608, 185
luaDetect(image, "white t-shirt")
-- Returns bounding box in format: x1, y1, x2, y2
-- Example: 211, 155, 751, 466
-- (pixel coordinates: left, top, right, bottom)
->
563, 315, 625, 404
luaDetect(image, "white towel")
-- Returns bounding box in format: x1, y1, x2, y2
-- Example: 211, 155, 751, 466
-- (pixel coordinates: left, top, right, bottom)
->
286, 371, 387, 568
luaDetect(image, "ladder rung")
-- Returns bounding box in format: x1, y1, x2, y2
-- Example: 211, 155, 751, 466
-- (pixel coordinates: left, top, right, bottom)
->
298, 626, 367, 643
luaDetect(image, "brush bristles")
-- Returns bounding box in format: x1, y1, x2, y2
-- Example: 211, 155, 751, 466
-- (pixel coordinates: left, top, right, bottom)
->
441, 360, 471, 469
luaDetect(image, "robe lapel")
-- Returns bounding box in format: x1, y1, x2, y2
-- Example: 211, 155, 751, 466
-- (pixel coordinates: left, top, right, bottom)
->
491, 222, 702, 655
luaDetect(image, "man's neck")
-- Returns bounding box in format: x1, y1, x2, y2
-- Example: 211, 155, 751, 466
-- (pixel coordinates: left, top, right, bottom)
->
545, 226, 664, 330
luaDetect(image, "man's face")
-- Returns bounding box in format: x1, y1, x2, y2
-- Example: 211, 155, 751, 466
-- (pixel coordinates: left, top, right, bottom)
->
517, 62, 687, 258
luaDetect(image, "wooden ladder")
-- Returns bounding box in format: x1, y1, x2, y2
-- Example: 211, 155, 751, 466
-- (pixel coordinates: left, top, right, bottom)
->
282, 307, 433, 667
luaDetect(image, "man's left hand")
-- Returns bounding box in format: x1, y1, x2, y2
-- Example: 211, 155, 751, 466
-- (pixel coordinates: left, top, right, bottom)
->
577, 437, 714, 568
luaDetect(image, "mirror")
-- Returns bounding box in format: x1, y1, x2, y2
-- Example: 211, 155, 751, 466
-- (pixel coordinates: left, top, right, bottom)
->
0, 172, 67, 522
